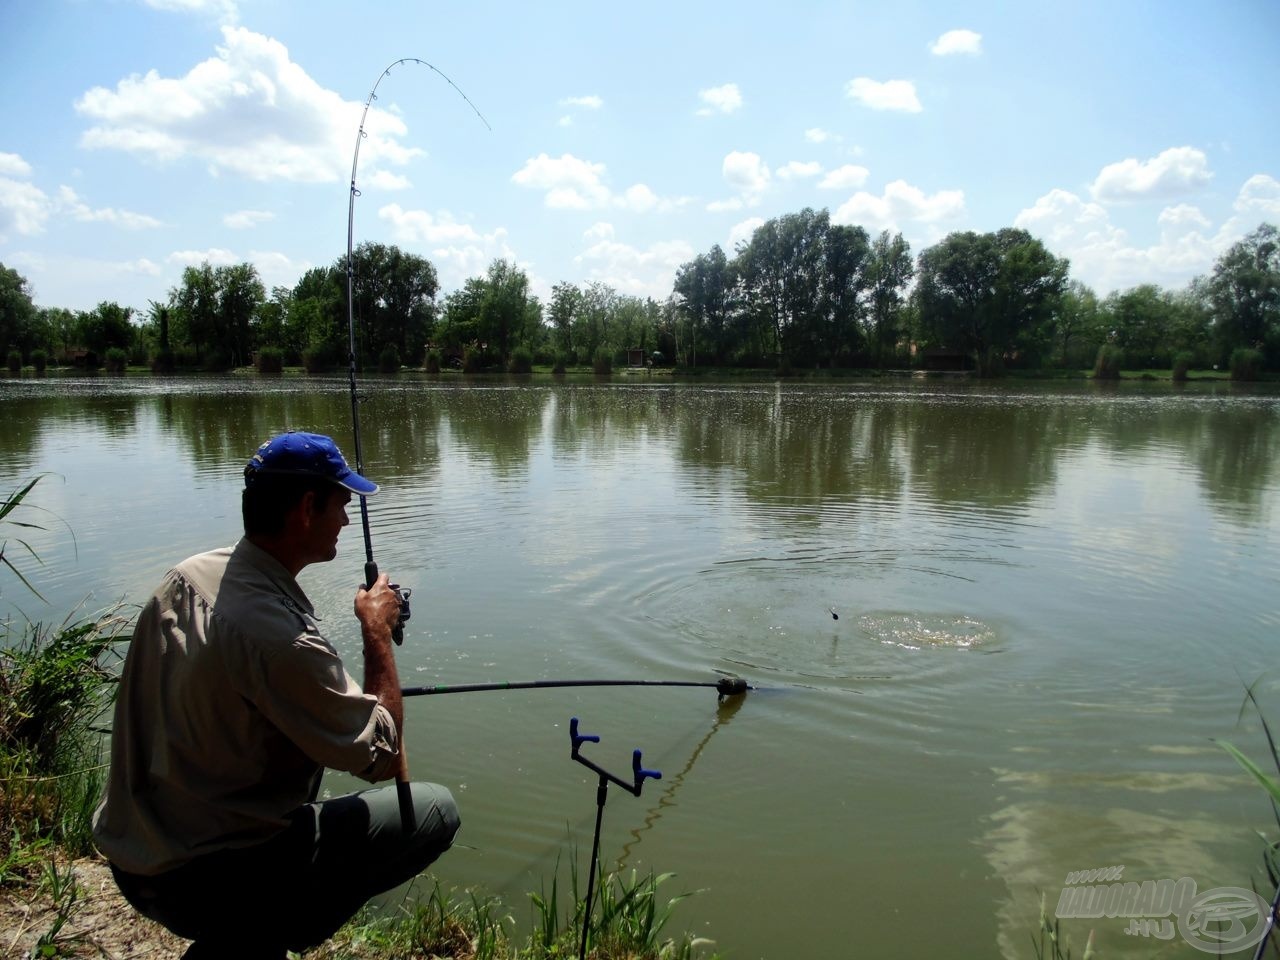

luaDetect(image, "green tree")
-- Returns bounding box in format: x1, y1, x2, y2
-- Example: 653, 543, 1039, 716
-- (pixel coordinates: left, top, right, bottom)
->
216, 263, 265, 367
548, 282, 582, 361
436, 278, 485, 356
734, 218, 788, 363
1052, 281, 1103, 368
169, 262, 220, 363
79, 301, 135, 357
1208, 223, 1279, 365
0, 263, 38, 361
865, 231, 914, 367
254, 286, 291, 359
39, 307, 78, 360
820, 222, 871, 367
916, 229, 1068, 376
575, 282, 617, 364
346, 242, 438, 367
477, 259, 533, 364
289, 266, 345, 363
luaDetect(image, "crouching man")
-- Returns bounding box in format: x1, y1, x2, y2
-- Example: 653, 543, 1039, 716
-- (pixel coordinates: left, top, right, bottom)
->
93, 432, 459, 959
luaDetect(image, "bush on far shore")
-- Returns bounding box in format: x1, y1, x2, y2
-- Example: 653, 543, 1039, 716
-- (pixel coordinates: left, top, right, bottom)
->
104, 347, 128, 374
255, 346, 284, 374
1093, 344, 1124, 380
1230, 347, 1264, 382
508, 345, 533, 374
1172, 351, 1194, 382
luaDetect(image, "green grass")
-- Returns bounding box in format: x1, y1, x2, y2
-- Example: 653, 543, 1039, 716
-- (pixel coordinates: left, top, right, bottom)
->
315, 868, 719, 960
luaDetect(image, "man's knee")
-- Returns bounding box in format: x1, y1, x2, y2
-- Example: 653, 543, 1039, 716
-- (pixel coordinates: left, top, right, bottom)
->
409, 781, 461, 850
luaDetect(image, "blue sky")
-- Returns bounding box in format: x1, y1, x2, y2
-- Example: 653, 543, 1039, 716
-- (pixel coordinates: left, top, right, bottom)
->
2, 0, 1278, 313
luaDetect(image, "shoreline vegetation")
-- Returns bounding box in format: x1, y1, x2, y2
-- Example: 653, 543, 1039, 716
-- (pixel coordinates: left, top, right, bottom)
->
2, 361, 1274, 383
3, 219, 1278, 388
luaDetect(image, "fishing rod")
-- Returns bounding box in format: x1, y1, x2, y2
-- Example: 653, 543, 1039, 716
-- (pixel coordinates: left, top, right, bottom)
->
345, 57, 489, 835
401, 676, 752, 698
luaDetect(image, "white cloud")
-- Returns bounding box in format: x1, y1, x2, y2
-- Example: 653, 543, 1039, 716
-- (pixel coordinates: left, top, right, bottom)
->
584, 222, 614, 242
777, 161, 822, 181
74, 26, 421, 184
1011, 184, 1269, 294
706, 198, 744, 213
697, 83, 743, 116
1089, 147, 1212, 201
368, 169, 412, 191
1234, 173, 1280, 218
560, 95, 603, 109
557, 115, 573, 127
804, 128, 833, 144
729, 217, 765, 251
930, 29, 983, 56
845, 78, 922, 113
143, 0, 239, 24
722, 151, 771, 203
575, 236, 694, 300
512, 153, 611, 209
56, 186, 162, 229
1157, 204, 1210, 230
0, 152, 33, 178
128, 258, 163, 276
620, 184, 660, 212
0, 177, 53, 239
167, 247, 240, 267
223, 209, 275, 229
377, 203, 516, 289
819, 164, 870, 190
510, 153, 681, 212
833, 179, 964, 232
247, 249, 309, 288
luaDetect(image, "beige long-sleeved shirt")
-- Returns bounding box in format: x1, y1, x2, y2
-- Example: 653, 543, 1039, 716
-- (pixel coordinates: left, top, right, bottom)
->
92, 538, 399, 875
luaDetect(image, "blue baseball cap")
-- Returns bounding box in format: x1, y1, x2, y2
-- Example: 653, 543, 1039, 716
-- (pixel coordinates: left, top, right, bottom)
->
244, 432, 379, 495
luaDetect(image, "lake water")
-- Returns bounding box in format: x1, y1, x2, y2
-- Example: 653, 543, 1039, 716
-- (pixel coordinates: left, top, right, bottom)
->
3, 374, 1279, 958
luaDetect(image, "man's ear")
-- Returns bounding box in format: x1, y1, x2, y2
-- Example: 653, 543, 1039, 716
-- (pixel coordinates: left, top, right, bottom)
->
293, 489, 320, 529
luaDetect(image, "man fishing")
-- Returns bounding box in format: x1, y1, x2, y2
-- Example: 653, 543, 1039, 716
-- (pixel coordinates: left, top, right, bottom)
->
92, 431, 459, 960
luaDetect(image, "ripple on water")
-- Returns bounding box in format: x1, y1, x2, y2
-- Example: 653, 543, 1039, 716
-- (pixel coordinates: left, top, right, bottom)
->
857, 611, 997, 651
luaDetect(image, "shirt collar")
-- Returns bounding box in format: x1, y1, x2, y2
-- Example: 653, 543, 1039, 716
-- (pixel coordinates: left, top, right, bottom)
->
232, 537, 316, 617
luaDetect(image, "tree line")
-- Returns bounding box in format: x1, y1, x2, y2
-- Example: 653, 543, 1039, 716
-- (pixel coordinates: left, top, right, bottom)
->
3, 215, 1277, 377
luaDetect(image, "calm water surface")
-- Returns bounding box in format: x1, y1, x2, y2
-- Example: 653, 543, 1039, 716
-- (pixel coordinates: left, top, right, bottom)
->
3, 375, 1279, 959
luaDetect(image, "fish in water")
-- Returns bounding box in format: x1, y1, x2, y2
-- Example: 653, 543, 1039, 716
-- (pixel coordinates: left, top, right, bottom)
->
829, 607, 839, 620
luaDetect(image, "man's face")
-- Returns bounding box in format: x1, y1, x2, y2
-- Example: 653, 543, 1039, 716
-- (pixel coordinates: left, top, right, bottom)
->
303, 486, 351, 564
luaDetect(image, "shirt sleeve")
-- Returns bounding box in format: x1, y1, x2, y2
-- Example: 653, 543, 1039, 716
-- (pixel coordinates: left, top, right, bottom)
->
255, 632, 400, 783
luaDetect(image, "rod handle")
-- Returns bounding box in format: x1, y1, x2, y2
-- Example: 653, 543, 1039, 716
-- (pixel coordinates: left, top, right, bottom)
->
364, 561, 407, 645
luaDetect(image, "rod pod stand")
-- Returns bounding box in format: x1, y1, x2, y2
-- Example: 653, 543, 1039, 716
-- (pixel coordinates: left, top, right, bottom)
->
569, 717, 662, 960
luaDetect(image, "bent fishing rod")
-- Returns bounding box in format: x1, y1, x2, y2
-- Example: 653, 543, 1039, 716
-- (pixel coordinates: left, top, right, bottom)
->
345, 57, 488, 834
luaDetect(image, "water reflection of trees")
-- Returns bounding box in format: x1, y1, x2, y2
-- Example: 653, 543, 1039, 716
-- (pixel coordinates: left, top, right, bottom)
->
4, 380, 1277, 526
421, 385, 549, 477
901, 400, 1074, 508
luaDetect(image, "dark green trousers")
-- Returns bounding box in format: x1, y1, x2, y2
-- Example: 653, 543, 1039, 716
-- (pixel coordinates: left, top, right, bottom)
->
111, 782, 460, 957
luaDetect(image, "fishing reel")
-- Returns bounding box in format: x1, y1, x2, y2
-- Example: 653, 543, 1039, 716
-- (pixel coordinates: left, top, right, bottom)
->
388, 583, 412, 645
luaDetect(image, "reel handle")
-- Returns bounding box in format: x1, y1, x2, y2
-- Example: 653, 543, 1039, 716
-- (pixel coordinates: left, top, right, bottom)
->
364, 561, 411, 646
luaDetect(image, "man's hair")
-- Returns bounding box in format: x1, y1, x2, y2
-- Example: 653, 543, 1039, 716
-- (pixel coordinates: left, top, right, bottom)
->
242, 473, 340, 537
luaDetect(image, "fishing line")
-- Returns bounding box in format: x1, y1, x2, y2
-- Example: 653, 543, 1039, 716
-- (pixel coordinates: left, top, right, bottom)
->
615, 692, 745, 869
344, 56, 488, 834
